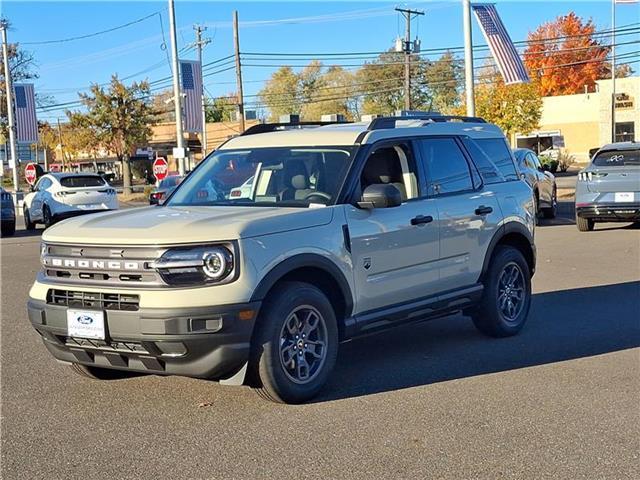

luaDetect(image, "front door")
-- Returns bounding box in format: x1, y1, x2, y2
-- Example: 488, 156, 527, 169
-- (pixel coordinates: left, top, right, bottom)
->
345, 141, 440, 315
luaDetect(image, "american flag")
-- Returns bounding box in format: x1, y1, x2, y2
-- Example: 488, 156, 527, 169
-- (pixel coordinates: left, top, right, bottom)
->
14, 84, 39, 142
472, 4, 530, 85
180, 60, 203, 133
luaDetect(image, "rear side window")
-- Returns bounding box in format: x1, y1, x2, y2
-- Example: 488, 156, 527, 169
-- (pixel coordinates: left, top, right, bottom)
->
462, 138, 506, 184
592, 149, 640, 167
474, 138, 518, 181
60, 176, 105, 188
417, 138, 473, 195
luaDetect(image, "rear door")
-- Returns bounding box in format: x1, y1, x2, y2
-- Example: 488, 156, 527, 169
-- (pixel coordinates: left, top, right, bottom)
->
416, 137, 502, 291
345, 140, 440, 314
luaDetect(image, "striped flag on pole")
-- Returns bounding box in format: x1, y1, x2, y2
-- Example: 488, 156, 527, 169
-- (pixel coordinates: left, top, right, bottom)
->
472, 4, 530, 84
13, 83, 39, 142
180, 60, 203, 133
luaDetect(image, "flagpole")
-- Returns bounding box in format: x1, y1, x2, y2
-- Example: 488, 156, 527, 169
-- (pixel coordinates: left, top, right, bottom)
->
611, 0, 616, 143
463, 0, 475, 117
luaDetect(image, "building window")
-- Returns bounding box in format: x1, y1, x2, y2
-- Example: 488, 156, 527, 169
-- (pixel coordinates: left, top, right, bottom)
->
615, 122, 635, 143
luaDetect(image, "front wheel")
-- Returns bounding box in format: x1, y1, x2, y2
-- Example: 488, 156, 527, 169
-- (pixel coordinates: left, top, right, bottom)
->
250, 281, 339, 404
42, 204, 54, 229
542, 188, 557, 219
471, 245, 532, 338
23, 207, 36, 230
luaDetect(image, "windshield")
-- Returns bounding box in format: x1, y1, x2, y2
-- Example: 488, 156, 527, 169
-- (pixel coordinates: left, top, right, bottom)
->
592, 149, 640, 167
168, 146, 355, 207
60, 176, 106, 188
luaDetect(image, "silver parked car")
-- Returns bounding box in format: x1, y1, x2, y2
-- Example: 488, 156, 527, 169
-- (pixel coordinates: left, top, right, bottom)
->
575, 142, 640, 231
513, 148, 557, 219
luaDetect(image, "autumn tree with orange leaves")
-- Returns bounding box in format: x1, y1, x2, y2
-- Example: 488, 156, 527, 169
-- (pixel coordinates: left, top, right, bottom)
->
524, 13, 625, 97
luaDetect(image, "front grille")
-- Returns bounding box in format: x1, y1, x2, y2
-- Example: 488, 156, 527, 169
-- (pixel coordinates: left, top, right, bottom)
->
47, 289, 140, 311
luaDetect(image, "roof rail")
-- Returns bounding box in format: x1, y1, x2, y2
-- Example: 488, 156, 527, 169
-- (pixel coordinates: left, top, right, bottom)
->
368, 115, 486, 131
241, 120, 352, 136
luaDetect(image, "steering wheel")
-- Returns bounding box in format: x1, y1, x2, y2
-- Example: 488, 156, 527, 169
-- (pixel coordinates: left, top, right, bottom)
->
304, 191, 331, 203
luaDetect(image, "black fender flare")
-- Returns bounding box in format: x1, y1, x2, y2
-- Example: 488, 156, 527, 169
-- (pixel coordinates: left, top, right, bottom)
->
250, 253, 354, 317
480, 222, 536, 280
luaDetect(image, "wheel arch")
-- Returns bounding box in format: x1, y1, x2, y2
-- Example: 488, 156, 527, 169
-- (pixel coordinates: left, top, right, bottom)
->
480, 223, 536, 281
250, 254, 355, 339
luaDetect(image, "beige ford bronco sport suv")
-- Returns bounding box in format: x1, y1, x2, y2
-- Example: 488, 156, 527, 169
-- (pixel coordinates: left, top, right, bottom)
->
27, 114, 536, 404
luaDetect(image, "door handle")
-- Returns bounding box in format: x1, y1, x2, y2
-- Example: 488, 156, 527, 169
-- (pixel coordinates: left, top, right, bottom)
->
411, 215, 433, 225
475, 205, 493, 216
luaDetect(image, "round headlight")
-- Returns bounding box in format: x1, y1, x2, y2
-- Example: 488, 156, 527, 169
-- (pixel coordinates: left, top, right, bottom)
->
202, 251, 226, 279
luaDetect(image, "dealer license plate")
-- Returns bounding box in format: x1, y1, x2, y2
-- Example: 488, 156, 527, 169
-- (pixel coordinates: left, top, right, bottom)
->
614, 192, 634, 203
67, 309, 105, 340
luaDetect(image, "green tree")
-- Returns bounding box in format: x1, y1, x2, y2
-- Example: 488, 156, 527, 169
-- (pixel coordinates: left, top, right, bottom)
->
67, 75, 155, 194
302, 66, 356, 120
205, 94, 236, 122
258, 66, 302, 121
424, 51, 463, 113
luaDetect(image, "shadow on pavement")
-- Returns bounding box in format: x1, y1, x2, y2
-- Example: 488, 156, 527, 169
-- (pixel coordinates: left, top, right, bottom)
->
316, 281, 640, 402
1, 227, 43, 239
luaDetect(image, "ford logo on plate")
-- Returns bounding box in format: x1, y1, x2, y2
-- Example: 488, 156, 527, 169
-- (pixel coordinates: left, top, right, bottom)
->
76, 315, 94, 325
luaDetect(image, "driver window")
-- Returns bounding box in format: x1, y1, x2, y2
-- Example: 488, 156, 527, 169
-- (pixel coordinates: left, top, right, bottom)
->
360, 143, 419, 202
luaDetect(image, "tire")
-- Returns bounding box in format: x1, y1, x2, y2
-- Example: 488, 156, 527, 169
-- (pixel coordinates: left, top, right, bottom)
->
471, 245, 532, 338
1, 221, 15, 237
69, 363, 142, 380
23, 207, 36, 230
576, 215, 594, 232
42, 204, 54, 229
542, 187, 557, 219
250, 281, 339, 404
533, 190, 540, 225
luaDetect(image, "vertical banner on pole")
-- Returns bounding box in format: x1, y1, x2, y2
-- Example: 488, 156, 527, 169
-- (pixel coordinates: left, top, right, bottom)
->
180, 60, 203, 133
14, 84, 39, 142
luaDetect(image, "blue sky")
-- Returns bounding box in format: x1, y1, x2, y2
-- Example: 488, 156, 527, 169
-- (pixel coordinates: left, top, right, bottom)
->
2, 0, 638, 121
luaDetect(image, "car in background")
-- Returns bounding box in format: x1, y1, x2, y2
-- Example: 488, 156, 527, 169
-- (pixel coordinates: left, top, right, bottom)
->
575, 142, 640, 231
23, 173, 118, 229
228, 176, 254, 199
149, 175, 184, 205
1, 187, 16, 236
513, 148, 557, 219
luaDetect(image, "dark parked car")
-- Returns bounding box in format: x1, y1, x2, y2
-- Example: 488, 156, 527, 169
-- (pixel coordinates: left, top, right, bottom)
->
149, 175, 184, 205
513, 148, 557, 219
1, 187, 16, 236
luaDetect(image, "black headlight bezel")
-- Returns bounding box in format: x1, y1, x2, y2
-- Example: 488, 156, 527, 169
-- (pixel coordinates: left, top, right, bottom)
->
152, 242, 238, 287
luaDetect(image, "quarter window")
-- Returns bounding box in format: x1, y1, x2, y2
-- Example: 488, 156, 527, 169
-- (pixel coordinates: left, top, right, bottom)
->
417, 138, 473, 195
461, 138, 506, 184
474, 138, 519, 181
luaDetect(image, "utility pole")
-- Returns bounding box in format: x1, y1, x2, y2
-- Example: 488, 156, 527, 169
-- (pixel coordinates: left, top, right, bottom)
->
168, 0, 186, 175
1, 21, 19, 192
462, 0, 475, 117
194, 25, 210, 157
611, 0, 616, 143
56, 118, 65, 167
233, 10, 245, 132
395, 7, 424, 111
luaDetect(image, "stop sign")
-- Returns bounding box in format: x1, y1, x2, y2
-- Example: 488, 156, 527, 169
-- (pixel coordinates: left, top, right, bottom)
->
153, 157, 169, 182
25, 163, 38, 185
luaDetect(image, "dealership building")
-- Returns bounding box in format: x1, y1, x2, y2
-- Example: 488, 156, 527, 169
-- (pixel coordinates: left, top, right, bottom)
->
516, 76, 639, 163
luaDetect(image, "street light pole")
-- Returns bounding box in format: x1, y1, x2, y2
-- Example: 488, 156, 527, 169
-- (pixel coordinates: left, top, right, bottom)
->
1, 21, 20, 192
611, 0, 616, 143
463, 0, 475, 117
168, 0, 186, 175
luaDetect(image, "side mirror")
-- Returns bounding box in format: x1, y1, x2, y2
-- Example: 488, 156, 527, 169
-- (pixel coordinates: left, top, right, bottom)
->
357, 184, 402, 209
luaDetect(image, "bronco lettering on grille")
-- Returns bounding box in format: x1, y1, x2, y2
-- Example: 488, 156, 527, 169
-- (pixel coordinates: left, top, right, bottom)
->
46, 258, 141, 270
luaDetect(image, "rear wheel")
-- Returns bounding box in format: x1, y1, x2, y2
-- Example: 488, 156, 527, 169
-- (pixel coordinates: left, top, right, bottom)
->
70, 363, 142, 380
250, 281, 338, 404
542, 187, 557, 219
576, 215, 594, 232
23, 207, 36, 230
42, 204, 53, 229
471, 245, 532, 338
1, 221, 15, 237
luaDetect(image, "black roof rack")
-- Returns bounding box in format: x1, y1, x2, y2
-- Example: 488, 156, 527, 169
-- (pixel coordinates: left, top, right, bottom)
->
368, 115, 486, 131
241, 120, 352, 136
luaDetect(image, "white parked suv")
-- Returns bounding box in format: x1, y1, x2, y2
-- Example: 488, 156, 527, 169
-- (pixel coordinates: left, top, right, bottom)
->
27, 114, 536, 403
23, 172, 118, 229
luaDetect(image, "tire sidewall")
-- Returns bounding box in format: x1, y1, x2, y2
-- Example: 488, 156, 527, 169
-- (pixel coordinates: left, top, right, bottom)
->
255, 282, 339, 403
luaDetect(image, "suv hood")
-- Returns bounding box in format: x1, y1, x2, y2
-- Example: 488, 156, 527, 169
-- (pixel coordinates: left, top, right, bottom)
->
42, 206, 334, 245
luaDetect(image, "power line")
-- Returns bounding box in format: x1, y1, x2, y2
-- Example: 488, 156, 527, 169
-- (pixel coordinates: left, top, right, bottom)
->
21, 11, 163, 45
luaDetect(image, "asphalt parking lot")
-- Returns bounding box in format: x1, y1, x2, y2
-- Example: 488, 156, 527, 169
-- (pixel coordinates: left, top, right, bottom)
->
1, 209, 639, 479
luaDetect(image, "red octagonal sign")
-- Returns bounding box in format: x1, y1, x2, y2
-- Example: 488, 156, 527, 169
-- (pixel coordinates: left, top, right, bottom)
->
25, 163, 38, 185
153, 157, 169, 182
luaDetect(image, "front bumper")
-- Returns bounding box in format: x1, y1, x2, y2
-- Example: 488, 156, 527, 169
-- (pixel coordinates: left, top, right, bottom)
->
576, 203, 640, 222
27, 298, 260, 380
